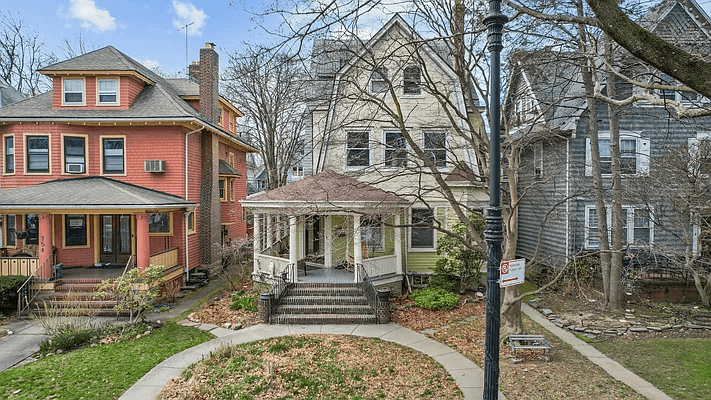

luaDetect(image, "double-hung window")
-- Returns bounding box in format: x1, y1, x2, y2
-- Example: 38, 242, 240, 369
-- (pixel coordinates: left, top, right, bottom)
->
424, 131, 446, 168
534, 142, 543, 178
148, 213, 172, 235
585, 133, 650, 176
98, 79, 118, 104
403, 66, 421, 95
103, 138, 124, 174
63, 79, 84, 105
384, 131, 407, 167
411, 208, 435, 249
5, 215, 15, 247
585, 205, 653, 249
64, 136, 86, 174
658, 73, 698, 103
371, 67, 389, 93
688, 133, 711, 176
4, 136, 13, 174
26, 135, 49, 173
347, 130, 369, 167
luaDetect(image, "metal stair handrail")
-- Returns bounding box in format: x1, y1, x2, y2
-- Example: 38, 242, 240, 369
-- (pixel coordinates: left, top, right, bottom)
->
16, 254, 54, 315
356, 262, 378, 317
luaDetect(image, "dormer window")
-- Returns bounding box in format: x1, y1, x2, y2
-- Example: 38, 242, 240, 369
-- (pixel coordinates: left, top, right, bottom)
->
63, 79, 84, 105
98, 79, 118, 104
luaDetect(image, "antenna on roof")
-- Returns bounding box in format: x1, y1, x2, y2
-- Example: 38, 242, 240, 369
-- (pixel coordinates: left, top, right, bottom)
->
179, 21, 195, 78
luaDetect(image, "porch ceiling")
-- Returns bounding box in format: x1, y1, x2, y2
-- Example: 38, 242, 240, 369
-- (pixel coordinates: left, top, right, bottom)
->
0, 177, 196, 213
241, 169, 408, 213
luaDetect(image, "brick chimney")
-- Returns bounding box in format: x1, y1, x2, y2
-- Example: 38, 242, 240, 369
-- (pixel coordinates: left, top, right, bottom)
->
188, 61, 200, 82
198, 42, 219, 124
195, 42, 222, 269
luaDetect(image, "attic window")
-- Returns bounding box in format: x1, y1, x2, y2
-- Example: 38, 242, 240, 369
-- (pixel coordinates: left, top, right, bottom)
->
403, 66, 421, 95
371, 67, 389, 93
98, 79, 118, 104
63, 79, 84, 105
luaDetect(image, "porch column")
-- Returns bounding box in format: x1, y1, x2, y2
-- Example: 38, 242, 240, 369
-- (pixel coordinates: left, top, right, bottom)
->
394, 213, 403, 275
324, 215, 333, 268
266, 215, 273, 254
353, 214, 362, 282
136, 214, 150, 270
289, 216, 298, 283
253, 212, 262, 275
299, 216, 306, 259
38, 214, 52, 279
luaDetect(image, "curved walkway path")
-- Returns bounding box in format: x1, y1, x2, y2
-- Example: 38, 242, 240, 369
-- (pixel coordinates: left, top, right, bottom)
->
119, 322, 506, 400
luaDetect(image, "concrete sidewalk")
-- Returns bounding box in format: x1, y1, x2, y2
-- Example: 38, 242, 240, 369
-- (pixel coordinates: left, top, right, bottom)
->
521, 303, 673, 400
119, 322, 507, 400
0, 318, 47, 371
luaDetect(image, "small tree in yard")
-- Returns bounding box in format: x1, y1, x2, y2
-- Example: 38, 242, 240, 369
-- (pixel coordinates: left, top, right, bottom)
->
434, 214, 486, 294
97, 265, 164, 323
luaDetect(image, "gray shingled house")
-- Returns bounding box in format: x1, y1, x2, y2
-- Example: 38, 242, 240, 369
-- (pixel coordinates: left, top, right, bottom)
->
507, 0, 711, 275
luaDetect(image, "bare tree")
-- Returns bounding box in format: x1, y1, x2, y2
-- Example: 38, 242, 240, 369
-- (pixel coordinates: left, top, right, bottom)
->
223, 47, 308, 190
0, 12, 56, 95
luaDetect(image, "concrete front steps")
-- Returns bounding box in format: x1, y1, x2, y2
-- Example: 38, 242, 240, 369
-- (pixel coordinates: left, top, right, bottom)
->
270, 283, 376, 324
32, 278, 128, 316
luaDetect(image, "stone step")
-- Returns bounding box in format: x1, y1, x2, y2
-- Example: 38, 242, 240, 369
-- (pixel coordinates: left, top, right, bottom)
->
279, 295, 370, 306
286, 286, 363, 297
50, 292, 105, 301
55, 283, 103, 293
43, 299, 120, 309
274, 304, 373, 315
269, 313, 376, 325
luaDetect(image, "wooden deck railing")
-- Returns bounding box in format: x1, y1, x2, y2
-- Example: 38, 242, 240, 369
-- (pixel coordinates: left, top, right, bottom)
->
362, 254, 398, 277
150, 248, 179, 270
1, 256, 39, 276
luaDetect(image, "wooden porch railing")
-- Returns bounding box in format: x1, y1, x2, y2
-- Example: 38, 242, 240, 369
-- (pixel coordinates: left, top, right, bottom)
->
362, 254, 398, 277
256, 254, 291, 277
149, 248, 179, 270
1, 256, 39, 276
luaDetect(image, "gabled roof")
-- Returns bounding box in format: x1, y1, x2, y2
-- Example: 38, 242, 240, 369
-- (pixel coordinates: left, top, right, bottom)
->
241, 170, 408, 212
0, 78, 24, 108
0, 177, 196, 212
0, 46, 255, 153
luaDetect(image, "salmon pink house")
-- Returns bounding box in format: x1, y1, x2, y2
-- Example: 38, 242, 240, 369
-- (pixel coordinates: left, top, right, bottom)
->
0, 43, 255, 287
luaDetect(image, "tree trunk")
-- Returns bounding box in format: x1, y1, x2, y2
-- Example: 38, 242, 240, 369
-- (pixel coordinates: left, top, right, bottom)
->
577, 2, 611, 302
606, 35, 623, 310
501, 148, 523, 337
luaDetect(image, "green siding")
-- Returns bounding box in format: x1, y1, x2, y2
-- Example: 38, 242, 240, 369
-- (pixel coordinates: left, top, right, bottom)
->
406, 251, 440, 273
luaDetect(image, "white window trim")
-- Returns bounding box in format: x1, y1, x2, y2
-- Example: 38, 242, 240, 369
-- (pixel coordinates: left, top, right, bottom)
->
409, 207, 437, 251
345, 129, 371, 169
585, 131, 650, 177
423, 130, 448, 170
584, 204, 654, 249
383, 130, 408, 169
534, 141, 543, 179
62, 78, 85, 106
97, 77, 119, 106
371, 67, 389, 94
402, 65, 423, 97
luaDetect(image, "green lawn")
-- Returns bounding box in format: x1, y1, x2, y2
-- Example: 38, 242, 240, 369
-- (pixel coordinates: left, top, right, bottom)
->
0, 323, 213, 400
594, 337, 711, 400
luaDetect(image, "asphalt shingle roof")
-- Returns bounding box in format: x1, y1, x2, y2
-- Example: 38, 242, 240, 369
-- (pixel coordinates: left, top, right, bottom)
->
0, 177, 196, 210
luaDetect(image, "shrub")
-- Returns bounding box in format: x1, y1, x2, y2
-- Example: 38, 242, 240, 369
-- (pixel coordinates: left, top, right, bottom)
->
410, 287, 460, 310
231, 291, 258, 312
39, 327, 102, 354
97, 265, 164, 323
0, 275, 27, 309
434, 214, 485, 293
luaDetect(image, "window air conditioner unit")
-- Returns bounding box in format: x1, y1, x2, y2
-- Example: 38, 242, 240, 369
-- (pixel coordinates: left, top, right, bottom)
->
66, 163, 84, 174
144, 160, 166, 173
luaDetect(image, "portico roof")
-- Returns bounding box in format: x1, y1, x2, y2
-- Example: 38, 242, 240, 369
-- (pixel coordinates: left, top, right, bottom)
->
241, 170, 408, 213
0, 177, 196, 213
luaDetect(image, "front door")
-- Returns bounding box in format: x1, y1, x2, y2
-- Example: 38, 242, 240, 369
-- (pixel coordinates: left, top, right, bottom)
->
100, 214, 132, 264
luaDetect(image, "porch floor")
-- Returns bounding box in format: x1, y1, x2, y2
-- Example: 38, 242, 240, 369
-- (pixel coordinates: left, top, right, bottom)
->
297, 266, 354, 284
59, 266, 125, 281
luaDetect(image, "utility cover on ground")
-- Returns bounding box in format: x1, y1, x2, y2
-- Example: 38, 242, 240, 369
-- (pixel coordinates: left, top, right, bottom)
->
500, 259, 525, 287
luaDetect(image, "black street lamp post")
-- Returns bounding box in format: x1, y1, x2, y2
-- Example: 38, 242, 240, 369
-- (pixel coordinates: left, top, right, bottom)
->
483, 1, 507, 399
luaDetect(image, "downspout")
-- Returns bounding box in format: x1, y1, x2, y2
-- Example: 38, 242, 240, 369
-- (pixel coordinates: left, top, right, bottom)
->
185, 125, 204, 282
565, 136, 570, 261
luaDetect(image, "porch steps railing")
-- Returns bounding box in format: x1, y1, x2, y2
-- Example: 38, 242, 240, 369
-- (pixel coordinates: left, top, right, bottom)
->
269, 282, 377, 325
16, 255, 54, 315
